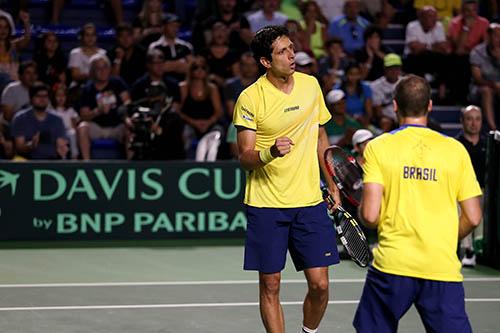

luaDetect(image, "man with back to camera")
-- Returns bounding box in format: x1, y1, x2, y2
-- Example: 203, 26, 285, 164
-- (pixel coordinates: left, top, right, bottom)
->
233, 25, 341, 333
354, 75, 483, 333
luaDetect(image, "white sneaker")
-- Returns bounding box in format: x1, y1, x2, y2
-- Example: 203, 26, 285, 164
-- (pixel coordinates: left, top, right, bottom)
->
462, 252, 476, 268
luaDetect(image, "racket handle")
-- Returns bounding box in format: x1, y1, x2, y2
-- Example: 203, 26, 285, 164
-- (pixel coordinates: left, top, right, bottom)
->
320, 180, 336, 207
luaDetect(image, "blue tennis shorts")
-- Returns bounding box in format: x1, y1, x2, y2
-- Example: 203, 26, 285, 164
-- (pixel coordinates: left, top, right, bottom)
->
243, 202, 340, 273
353, 267, 472, 333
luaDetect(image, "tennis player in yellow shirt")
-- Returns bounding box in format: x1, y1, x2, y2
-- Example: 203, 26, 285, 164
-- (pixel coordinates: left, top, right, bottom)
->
233, 25, 341, 333
354, 75, 483, 332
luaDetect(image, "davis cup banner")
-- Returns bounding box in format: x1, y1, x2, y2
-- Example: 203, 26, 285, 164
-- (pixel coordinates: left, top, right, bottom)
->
0, 162, 246, 240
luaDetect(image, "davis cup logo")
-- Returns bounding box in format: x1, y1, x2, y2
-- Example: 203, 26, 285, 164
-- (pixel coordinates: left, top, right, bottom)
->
0, 170, 20, 195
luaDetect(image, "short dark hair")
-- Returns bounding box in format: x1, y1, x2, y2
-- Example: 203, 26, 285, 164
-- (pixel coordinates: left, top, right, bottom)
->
394, 75, 431, 118
29, 81, 49, 99
325, 37, 343, 49
363, 25, 383, 42
115, 23, 133, 35
18, 60, 37, 76
250, 25, 289, 73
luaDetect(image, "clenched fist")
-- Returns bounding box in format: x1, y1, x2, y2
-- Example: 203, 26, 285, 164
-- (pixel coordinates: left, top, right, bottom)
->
270, 137, 294, 157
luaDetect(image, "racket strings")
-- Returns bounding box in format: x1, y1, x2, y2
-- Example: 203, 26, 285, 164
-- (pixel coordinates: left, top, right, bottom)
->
337, 212, 371, 266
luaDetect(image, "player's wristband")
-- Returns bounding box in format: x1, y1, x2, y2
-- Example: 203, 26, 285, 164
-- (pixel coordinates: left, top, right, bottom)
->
259, 147, 276, 164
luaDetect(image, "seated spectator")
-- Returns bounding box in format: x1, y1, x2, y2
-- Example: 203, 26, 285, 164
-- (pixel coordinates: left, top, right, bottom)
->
316, 0, 346, 23
334, 62, 374, 127
469, 23, 500, 130
324, 89, 362, 146
299, 1, 328, 59
351, 128, 374, 166
130, 49, 185, 160
179, 56, 223, 141
133, 0, 165, 48
295, 51, 318, 76
355, 25, 388, 81
413, 0, 460, 29
1, 60, 38, 123
149, 14, 194, 82
370, 53, 403, 131
192, 0, 252, 55
11, 82, 68, 160
52, 85, 79, 159
224, 52, 259, 158
447, 0, 489, 104
51, 0, 123, 25
33, 32, 67, 88
0, 11, 31, 85
107, 23, 147, 87
360, 0, 396, 29
203, 21, 240, 88
327, 0, 371, 55
247, 0, 288, 33
285, 19, 310, 54
403, 6, 452, 100
68, 23, 106, 86
77, 55, 130, 160
318, 38, 350, 92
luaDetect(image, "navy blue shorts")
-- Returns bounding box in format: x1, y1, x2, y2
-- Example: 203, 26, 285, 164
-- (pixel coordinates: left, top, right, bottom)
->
244, 202, 340, 273
353, 267, 472, 333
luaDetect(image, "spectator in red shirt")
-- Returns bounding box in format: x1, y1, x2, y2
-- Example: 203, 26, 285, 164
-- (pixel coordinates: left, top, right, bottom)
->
447, 0, 489, 103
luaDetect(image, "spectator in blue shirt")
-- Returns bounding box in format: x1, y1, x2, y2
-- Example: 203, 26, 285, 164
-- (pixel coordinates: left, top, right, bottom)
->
334, 61, 373, 127
11, 82, 68, 160
327, 0, 371, 55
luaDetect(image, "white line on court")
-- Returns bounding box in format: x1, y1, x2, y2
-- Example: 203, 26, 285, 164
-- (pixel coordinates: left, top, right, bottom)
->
0, 277, 499, 288
0, 299, 499, 312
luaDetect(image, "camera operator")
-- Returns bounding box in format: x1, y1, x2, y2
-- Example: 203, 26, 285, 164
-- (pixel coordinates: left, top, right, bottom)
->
129, 49, 185, 160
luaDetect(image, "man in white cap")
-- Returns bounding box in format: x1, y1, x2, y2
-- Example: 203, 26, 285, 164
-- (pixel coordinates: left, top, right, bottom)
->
370, 53, 403, 132
294, 51, 316, 75
352, 128, 373, 166
324, 89, 362, 146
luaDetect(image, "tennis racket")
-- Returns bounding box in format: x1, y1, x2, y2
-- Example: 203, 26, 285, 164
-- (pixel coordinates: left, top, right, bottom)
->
320, 181, 372, 268
324, 145, 363, 207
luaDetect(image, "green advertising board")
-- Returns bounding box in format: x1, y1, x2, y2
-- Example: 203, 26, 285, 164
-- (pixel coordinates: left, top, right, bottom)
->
0, 161, 247, 240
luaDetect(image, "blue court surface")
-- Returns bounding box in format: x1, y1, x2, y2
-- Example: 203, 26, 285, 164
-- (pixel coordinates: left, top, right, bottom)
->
0, 240, 499, 333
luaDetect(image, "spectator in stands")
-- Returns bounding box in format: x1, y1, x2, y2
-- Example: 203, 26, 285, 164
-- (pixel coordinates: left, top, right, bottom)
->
179, 56, 223, 141
335, 61, 374, 127
456, 105, 486, 268
316, 0, 345, 22
77, 54, 130, 160
318, 38, 349, 92
355, 25, 388, 81
403, 6, 452, 100
300, 1, 328, 59
1, 60, 37, 123
52, 85, 79, 159
133, 0, 166, 48
470, 23, 500, 130
51, 0, 124, 25
224, 52, 259, 158
447, 0, 489, 104
413, 0, 461, 29
0, 11, 31, 85
192, 0, 253, 55
285, 19, 309, 54
33, 32, 67, 88
0, 9, 15, 36
107, 23, 147, 87
149, 14, 194, 82
370, 53, 403, 132
68, 23, 106, 86
351, 128, 374, 166
295, 51, 318, 76
247, 0, 288, 33
203, 21, 240, 88
11, 82, 68, 160
324, 89, 362, 146
360, 0, 396, 29
327, 0, 371, 55
130, 50, 185, 160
